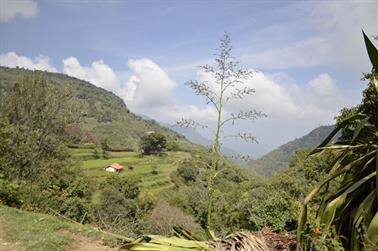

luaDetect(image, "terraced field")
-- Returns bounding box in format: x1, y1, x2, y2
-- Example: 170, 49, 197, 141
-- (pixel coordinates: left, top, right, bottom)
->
70, 148, 191, 194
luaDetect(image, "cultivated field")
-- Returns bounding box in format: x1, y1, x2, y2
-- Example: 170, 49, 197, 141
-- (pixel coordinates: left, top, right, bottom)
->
69, 148, 191, 194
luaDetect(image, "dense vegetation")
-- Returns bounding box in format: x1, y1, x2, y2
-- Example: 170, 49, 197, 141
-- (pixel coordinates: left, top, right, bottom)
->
297, 32, 378, 250
0, 73, 201, 241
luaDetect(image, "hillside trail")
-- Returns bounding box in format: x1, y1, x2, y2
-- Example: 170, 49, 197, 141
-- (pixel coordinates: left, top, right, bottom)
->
63, 231, 118, 251
0, 219, 24, 251
0, 218, 117, 251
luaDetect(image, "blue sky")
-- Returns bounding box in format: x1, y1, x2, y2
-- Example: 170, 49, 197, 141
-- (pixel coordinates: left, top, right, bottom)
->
0, 0, 377, 157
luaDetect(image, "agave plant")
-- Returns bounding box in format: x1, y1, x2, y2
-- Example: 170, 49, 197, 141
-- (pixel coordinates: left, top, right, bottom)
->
122, 226, 271, 251
297, 31, 378, 250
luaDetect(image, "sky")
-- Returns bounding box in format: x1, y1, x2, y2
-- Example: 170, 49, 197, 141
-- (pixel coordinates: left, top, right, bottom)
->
0, 0, 377, 158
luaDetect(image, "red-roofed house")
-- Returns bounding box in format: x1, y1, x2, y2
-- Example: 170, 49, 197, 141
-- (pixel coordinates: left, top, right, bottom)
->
105, 163, 123, 172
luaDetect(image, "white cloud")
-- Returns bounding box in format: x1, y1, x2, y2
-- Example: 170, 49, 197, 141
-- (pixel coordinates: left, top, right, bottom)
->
146, 104, 218, 126
0, 51, 57, 72
196, 69, 344, 124
62, 57, 118, 92
122, 58, 177, 108
121, 58, 217, 124
191, 69, 349, 156
309, 73, 337, 96
0, 0, 37, 22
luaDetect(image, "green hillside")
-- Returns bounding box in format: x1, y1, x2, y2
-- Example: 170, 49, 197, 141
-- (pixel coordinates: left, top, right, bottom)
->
0, 205, 121, 251
69, 148, 191, 197
0, 66, 199, 152
247, 125, 336, 175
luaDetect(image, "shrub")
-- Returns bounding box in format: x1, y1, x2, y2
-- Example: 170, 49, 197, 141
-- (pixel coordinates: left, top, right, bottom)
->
101, 175, 140, 200
0, 178, 23, 208
248, 187, 296, 231
177, 161, 199, 183
145, 200, 204, 238
140, 132, 167, 155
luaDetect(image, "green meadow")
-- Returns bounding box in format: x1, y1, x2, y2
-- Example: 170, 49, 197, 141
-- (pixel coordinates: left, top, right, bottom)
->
0, 205, 119, 251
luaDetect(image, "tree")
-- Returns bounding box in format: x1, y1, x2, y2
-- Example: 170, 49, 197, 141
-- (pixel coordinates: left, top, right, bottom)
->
0, 74, 75, 186
177, 33, 265, 233
140, 132, 167, 155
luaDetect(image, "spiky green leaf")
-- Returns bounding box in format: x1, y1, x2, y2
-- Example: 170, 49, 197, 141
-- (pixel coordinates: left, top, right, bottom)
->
363, 30, 378, 70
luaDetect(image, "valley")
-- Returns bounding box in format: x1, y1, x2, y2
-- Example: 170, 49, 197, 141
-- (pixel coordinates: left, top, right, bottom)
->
0, 10, 377, 250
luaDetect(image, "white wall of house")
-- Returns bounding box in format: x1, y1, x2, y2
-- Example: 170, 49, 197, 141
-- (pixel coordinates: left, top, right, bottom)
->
105, 167, 116, 172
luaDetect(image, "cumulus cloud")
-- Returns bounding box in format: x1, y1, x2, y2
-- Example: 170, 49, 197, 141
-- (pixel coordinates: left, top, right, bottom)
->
121, 58, 217, 124
309, 73, 337, 96
122, 58, 177, 108
0, 51, 57, 72
196, 69, 344, 124
62, 57, 118, 92
0, 0, 37, 22
191, 69, 349, 156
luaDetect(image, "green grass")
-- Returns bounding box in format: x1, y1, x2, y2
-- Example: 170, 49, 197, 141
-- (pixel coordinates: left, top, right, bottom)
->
69, 148, 191, 195
0, 205, 118, 251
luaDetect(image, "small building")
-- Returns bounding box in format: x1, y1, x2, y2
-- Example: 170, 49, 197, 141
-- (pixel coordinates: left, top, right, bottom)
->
105, 163, 123, 172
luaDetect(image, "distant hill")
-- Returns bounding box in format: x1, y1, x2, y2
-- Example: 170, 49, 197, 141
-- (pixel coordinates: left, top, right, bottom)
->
0, 66, 199, 151
247, 125, 335, 176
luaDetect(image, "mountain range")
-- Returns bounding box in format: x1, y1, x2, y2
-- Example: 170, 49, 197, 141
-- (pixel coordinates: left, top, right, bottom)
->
0, 66, 337, 173
247, 125, 336, 175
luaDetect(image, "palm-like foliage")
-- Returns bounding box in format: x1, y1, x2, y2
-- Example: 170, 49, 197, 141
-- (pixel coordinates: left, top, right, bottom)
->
121, 227, 212, 251
122, 227, 270, 251
297, 31, 378, 250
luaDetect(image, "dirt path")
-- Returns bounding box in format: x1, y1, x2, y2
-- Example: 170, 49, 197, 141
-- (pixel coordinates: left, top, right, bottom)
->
0, 219, 24, 251
0, 219, 117, 251
64, 232, 118, 251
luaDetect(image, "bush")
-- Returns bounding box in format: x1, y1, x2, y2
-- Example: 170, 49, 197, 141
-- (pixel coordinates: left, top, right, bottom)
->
0, 178, 23, 208
145, 200, 204, 238
166, 141, 179, 151
95, 187, 139, 235
248, 187, 296, 231
98, 187, 138, 220
140, 132, 167, 155
177, 161, 199, 183
23, 170, 93, 222
62, 197, 91, 223
101, 176, 140, 200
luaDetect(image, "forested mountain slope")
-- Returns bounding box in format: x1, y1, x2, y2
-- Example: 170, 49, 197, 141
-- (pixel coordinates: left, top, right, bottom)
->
247, 125, 335, 175
0, 66, 198, 151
